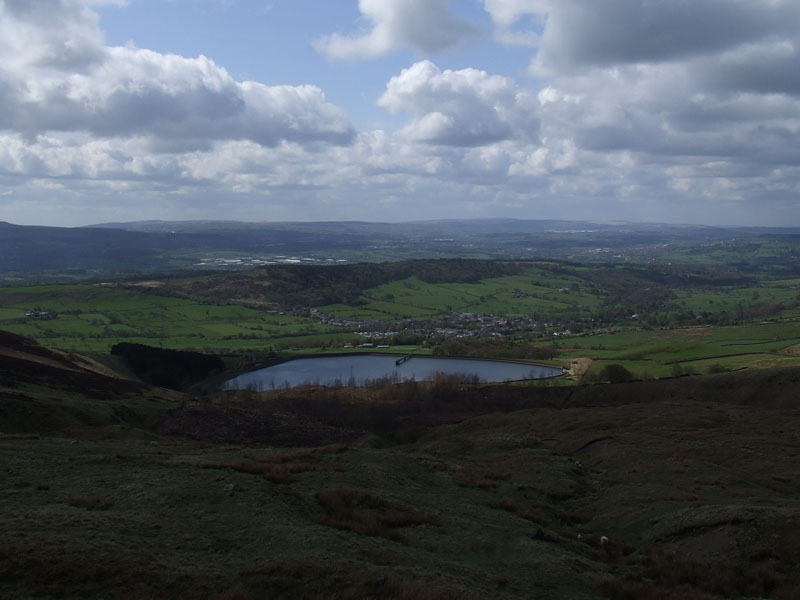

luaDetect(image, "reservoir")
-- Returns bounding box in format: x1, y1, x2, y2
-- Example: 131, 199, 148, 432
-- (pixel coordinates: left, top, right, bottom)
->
224, 354, 562, 389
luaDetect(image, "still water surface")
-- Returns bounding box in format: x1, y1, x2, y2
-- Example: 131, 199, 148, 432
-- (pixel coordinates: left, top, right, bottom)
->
224, 354, 562, 389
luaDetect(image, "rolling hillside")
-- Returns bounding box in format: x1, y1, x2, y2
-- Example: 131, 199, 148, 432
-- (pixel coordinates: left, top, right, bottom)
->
1, 330, 799, 598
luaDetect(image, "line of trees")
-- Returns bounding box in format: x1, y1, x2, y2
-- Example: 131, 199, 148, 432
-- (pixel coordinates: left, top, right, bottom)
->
432, 337, 556, 360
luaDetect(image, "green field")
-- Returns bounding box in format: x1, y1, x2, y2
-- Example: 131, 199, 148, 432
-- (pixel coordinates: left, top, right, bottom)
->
348, 270, 600, 320
557, 320, 800, 379
3, 260, 800, 381
0, 284, 339, 353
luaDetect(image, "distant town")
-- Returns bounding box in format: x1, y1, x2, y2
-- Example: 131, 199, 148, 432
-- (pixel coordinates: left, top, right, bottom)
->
194, 256, 348, 268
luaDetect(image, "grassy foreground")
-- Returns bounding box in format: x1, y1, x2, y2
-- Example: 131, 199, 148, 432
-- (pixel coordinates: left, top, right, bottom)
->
2, 334, 800, 599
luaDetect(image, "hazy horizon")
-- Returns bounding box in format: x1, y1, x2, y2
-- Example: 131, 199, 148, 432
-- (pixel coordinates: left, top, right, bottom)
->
4, 216, 800, 233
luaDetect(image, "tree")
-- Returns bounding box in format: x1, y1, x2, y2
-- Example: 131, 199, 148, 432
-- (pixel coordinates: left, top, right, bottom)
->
598, 364, 635, 383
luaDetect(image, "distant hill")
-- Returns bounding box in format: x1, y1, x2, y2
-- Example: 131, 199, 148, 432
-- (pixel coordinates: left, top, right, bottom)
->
0, 221, 183, 276
3, 218, 800, 281
0, 220, 379, 278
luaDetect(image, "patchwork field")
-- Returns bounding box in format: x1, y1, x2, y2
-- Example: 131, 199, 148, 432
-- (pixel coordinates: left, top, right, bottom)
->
559, 320, 800, 379
2, 259, 800, 384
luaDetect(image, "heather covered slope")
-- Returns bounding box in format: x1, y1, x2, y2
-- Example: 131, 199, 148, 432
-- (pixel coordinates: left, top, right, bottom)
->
1, 346, 800, 598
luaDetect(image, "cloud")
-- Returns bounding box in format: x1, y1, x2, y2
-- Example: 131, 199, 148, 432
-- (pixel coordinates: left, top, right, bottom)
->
0, 0, 355, 148
2, 0, 800, 228
474, 1, 800, 219
481, 0, 545, 45
509, 0, 800, 74
314, 0, 477, 60
693, 40, 800, 96
482, 1, 800, 74
378, 60, 539, 146
483, 0, 544, 27
0, 0, 106, 72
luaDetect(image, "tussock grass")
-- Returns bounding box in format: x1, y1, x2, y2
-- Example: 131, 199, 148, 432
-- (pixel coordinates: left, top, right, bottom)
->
456, 468, 510, 489
66, 494, 114, 511
601, 549, 797, 600
315, 488, 440, 541
487, 498, 548, 525
236, 560, 468, 600
3, 367, 800, 598
201, 445, 348, 483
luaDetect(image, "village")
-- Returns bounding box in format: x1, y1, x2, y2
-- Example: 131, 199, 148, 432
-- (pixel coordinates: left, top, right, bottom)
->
23, 309, 55, 320
302, 306, 638, 348
193, 255, 348, 269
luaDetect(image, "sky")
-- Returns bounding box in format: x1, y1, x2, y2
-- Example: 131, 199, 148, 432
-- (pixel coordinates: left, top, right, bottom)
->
1, 0, 799, 228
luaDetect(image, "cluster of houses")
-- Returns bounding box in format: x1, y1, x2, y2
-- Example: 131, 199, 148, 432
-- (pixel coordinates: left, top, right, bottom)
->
342, 342, 391, 349
193, 256, 347, 269
24, 309, 55, 320
302, 304, 581, 346
294, 296, 649, 348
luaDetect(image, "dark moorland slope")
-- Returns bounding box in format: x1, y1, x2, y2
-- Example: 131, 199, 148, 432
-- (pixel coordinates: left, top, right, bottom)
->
0, 330, 179, 433
1, 330, 799, 598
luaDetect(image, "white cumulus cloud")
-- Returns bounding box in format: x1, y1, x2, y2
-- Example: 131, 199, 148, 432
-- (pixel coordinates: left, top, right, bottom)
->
0, 0, 355, 148
314, 0, 477, 60
378, 60, 539, 146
